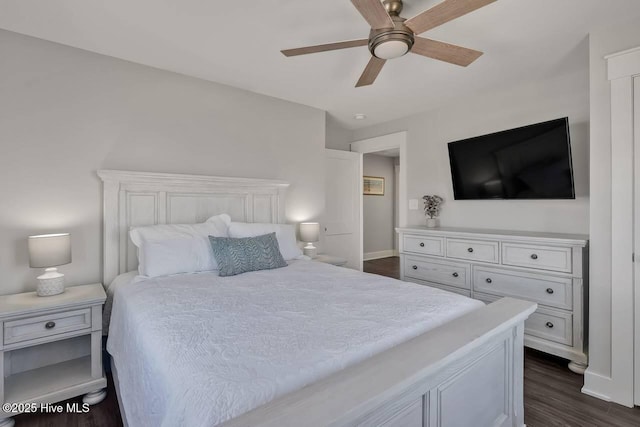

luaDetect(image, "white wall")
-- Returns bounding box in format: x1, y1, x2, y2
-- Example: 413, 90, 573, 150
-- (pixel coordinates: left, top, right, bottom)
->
363, 154, 396, 257
351, 62, 590, 235
0, 30, 326, 294
584, 19, 640, 404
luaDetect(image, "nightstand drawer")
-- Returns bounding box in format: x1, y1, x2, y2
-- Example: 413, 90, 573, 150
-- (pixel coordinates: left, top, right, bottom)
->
4, 308, 91, 345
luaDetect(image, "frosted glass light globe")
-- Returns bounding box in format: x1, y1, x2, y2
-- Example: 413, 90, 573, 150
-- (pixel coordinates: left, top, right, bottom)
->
374, 40, 410, 59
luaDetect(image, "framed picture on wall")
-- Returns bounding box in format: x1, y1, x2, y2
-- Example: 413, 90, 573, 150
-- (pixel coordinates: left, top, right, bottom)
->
363, 176, 385, 196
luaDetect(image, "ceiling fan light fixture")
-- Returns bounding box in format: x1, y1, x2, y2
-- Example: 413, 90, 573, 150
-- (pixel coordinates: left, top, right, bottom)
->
373, 39, 410, 59
368, 22, 414, 60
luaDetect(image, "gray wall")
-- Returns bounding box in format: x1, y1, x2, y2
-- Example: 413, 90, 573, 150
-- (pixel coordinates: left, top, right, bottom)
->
363, 154, 396, 256
0, 30, 326, 294
351, 55, 590, 234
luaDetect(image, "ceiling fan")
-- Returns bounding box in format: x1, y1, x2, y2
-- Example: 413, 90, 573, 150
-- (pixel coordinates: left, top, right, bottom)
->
281, 0, 496, 87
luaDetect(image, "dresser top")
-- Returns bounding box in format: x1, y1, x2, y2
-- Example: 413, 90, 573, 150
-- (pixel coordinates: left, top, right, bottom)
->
0, 284, 106, 318
396, 226, 588, 246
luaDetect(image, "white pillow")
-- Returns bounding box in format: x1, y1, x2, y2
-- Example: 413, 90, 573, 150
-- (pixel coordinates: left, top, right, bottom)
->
226, 222, 304, 261
130, 214, 231, 277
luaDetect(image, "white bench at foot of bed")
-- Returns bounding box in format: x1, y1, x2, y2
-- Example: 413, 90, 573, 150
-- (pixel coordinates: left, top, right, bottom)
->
222, 297, 536, 427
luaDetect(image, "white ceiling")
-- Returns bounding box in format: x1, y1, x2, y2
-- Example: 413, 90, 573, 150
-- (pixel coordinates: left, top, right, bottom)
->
1, 0, 640, 129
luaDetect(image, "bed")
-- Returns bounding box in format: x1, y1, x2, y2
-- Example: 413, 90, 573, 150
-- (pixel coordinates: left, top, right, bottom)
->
98, 170, 536, 427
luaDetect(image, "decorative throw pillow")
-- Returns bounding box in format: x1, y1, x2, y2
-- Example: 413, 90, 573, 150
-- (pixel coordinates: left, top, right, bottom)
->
209, 233, 288, 277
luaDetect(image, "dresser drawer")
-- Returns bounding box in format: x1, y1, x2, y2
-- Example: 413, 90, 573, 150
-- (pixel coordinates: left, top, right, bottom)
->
404, 256, 470, 290
473, 266, 573, 310
474, 292, 572, 345
403, 235, 444, 257
502, 243, 572, 273
446, 238, 499, 263
4, 308, 92, 345
406, 278, 472, 298
525, 308, 573, 345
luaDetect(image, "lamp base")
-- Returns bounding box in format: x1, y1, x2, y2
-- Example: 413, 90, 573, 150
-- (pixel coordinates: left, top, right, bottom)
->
303, 243, 318, 259
36, 268, 65, 297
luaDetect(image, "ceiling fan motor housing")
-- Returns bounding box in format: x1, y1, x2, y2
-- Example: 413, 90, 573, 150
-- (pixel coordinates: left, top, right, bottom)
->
368, 15, 415, 59
383, 0, 404, 15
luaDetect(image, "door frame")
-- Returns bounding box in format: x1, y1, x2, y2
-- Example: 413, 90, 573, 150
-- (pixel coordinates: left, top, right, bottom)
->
634, 75, 640, 407
350, 131, 408, 268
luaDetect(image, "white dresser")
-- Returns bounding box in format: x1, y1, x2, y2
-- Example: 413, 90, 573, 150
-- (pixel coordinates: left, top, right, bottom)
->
397, 226, 589, 373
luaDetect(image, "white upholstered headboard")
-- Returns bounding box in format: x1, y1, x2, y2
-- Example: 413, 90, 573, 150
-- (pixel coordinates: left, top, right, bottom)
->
97, 170, 289, 285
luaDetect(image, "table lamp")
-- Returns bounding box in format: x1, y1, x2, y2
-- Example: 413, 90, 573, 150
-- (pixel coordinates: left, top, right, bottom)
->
299, 222, 320, 258
28, 233, 72, 297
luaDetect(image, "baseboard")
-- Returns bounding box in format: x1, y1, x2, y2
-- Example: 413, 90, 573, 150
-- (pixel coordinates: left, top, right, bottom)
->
583, 367, 636, 407
581, 386, 611, 402
364, 250, 398, 261
582, 369, 614, 403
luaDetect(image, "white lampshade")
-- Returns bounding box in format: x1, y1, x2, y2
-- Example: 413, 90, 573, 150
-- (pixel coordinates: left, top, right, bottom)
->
28, 233, 72, 268
299, 223, 320, 243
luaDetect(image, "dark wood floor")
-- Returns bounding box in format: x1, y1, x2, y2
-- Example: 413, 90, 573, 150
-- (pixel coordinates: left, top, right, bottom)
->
364, 256, 400, 279
524, 348, 640, 426
14, 371, 123, 427
14, 257, 640, 426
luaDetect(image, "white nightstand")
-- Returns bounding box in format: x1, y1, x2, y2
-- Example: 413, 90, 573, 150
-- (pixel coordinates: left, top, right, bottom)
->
313, 254, 348, 267
0, 284, 107, 427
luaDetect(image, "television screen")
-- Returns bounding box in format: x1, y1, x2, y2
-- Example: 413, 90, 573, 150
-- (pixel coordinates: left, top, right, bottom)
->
448, 118, 575, 200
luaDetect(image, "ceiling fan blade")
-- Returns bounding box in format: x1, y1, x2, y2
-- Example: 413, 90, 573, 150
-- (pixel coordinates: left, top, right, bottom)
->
411, 37, 483, 66
281, 39, 369, 57
356, 56, 386, 87
405, 0, 497, 35
351, 0, 394, 29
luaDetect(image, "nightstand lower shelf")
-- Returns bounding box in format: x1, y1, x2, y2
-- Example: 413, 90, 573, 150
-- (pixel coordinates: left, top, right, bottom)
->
4, 356, 106, 408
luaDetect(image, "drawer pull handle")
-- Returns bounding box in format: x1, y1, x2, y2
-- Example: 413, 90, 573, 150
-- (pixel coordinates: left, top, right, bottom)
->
531, 254, 538, 260
546, 288, 554, 294
485, 278, 492, 284
452, 272, 459, 278
546, 322, 554, 329
467, 247, 474, 253
45, 321, 56, 330
419, 242, 425, 247
412, 265, 418, 270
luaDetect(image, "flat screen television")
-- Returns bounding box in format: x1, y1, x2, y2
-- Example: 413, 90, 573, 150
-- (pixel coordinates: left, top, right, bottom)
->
448, 117, 575, 200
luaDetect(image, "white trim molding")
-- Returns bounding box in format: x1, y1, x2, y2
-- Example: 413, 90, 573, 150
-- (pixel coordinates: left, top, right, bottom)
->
350, 131, 408, 228
584, 46, 640, 408
606, 46, 640, 80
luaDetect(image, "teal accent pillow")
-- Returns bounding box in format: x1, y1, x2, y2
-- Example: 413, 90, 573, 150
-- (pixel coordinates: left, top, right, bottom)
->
208, 232, 288, 277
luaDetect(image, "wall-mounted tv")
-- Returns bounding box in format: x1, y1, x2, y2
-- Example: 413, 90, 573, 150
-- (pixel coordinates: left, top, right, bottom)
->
448, 117, 575, 200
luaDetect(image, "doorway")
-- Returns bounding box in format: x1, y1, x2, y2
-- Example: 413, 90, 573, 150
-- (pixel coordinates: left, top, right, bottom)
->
351, 131, 407, 271
362, 152, 399, 261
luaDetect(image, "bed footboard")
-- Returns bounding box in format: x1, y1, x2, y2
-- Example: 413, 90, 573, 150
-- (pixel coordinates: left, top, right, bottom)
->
222, 297, 536, 427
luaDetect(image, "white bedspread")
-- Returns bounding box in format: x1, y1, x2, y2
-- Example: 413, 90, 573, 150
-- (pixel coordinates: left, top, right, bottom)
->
106, 260, 483, 427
